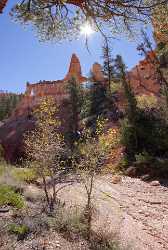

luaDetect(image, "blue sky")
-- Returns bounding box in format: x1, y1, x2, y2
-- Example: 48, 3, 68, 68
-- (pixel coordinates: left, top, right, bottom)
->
0, 1, 154, 93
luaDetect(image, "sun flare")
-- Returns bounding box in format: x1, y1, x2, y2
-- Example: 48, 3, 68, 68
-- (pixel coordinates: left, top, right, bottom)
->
80, 22, 95, 37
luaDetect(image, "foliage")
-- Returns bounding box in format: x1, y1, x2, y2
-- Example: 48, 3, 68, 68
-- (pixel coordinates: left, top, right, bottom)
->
10, 0, 167, 41
0, 92, 22, 121
8, 223, 29, 239
135, 151, 153, 164
49, 206, 88, 239
24, 96, 65, 210
65, 77, 83, 149
11, 167, 38, 183
120, 118, 137, 161
76, 119, 108, 239
110, 81, 122, 94
80, 91, 92, 119
99, 127, 121, 151
153, 3, 168, 55
0, 184, 24, 209
78, 119, 108, 175
87, 77, 111, 132
121, 109, 168, 161
115, 55, 138, 160
136, 94, 158, 110
117, 53, 168, 163
102, 39, 115, 93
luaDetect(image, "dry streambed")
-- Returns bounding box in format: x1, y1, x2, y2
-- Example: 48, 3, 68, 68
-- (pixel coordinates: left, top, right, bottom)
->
1, 174, 168, 250
57, 175, 168, 250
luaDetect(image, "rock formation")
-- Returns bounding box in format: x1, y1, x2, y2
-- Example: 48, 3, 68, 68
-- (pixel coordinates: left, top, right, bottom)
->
0, 54, 104, 162
64, 53, 87, 82
128, 52, 161, 96
0, 52, 166, 162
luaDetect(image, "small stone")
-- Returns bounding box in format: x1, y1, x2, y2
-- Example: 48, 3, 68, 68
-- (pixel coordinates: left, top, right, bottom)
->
140, 174, 150, 181
0, 206, 10, 213
150, 180, 160, 186
125, 166, 137, 177
111, 175, 122, 184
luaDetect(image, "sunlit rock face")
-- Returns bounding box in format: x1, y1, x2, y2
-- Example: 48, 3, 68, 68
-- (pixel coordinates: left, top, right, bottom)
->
91, 63, 104, 82
128, 52, 161, 96
113, 52, 163, 112
64, 53, 87, 82
12, 54, 105, 118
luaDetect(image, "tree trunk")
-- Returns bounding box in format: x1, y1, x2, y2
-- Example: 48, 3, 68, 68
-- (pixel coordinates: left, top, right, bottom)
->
42, 175, 50, 207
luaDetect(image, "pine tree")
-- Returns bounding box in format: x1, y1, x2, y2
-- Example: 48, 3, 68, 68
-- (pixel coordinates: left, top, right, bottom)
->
0, 93, 22, 121
102, 39, 114, 93
88, 74, 108, 132
65, 77, 83, 149
115, 55, 138, 160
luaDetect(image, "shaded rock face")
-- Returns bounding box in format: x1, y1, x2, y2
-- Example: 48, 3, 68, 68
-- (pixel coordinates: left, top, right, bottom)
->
0, 115, 35, 163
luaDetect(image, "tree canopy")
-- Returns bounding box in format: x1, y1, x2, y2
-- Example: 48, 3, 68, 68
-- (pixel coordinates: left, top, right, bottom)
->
10, 0, 168, 41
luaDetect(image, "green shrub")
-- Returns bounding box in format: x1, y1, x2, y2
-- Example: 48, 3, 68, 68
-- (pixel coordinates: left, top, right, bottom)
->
135, 151, 153, 164
8, 223, 29, 239
0, 185, 24, 209
11, 168, 38, 183
121, 109, 168, 162
120, 118, 137, 161
118, 156, 130, 170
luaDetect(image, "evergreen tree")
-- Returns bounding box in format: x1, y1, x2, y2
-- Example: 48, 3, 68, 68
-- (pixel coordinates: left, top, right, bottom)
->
87, 74, 108, 132
0, 93, 22, 121
115, 55, 137, 123
102, 39, 114, 93
115, 55, 138, 160
65, 77, 83, 149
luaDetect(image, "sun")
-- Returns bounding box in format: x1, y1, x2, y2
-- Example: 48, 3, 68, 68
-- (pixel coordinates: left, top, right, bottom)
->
80, 22, 95, 37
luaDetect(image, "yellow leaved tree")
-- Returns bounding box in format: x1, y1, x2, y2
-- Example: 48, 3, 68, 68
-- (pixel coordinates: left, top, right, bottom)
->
24, 96, 65, 211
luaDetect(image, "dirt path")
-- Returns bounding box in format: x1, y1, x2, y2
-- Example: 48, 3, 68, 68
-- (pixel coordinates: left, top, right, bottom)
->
57, 175, 168, 250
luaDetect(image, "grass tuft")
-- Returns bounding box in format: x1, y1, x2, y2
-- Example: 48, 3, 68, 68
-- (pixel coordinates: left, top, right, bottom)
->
8, 223, 29, 240
0, 184, 24, 209
11, 168, 38, 183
